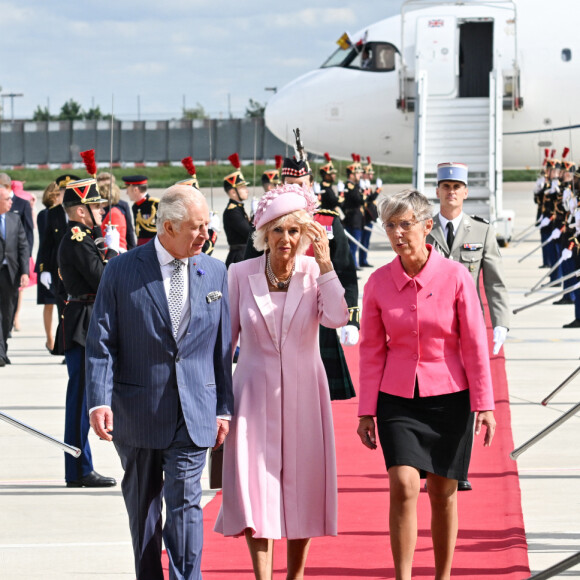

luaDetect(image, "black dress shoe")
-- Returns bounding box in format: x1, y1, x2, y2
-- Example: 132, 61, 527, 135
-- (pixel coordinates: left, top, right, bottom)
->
563, 319, 580, 328
360, 263, 374, 268
67, 470, 117, 488
457, 480, 472, 491
553, 296, 574, 305
0, 359, 5, 367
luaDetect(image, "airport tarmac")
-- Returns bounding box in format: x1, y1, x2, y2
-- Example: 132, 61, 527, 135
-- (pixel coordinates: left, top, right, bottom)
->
0, 182, 578, 579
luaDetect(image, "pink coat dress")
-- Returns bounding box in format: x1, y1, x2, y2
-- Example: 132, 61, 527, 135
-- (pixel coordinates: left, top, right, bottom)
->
215, 253, 349, 539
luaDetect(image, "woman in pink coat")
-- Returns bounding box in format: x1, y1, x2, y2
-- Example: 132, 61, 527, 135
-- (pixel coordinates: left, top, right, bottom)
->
215, 183, 349, 579
356, 189, 496, 580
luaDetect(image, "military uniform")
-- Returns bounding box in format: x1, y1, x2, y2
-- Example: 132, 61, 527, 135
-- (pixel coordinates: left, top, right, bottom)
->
57, 178, 117, 487
428, 213, 510, 329
132, 193, 159, 246
223, 153, 251, 268
318, 153, 339, 211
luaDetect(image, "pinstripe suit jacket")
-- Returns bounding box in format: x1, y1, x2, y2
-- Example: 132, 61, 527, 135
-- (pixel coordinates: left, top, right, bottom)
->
85, 240, 233, 449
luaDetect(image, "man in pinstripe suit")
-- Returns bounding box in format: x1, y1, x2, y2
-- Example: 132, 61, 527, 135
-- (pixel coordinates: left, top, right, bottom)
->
86, 185, 233, 580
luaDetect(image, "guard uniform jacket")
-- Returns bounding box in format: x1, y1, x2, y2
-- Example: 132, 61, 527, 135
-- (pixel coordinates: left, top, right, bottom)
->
132, 194, 159, 245
341, 181, 365, 230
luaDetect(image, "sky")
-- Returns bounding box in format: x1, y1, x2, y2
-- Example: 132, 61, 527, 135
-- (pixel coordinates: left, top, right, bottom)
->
0, 1, 402, 121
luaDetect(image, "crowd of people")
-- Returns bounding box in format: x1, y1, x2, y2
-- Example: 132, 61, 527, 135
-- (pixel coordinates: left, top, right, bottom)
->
0, 143, 511, 579
532, 147, 580, 327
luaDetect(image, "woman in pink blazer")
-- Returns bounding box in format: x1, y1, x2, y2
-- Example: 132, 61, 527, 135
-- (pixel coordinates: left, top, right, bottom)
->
356, 189, 496, 580
215, 183, 349, 579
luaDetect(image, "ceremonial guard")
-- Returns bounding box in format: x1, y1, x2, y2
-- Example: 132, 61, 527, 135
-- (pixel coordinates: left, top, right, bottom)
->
537, 157, 562, 280
261, 155, 282, 194
37, 174, 80, 353
341, 154, 365, 268
244, 130, 360, 399
563, 167, 580, 327
223, 153, 252, 268
359, 156, 381, 267
123, 175, 159, 246
177, 157, 219, 255
58, 178, 119, 487
427, 162, 510, 491
318, 152, 340, 211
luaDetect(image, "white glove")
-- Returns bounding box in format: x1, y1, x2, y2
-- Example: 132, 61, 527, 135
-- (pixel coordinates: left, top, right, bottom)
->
539, 216, 551, 228
209, 211, 221, 232
562, 248, 573, 261
313, 182, 321, 194
563, 188, 572, 203
104, 225, 120, 253
492, 326, 508, 355
575, 209, 580, 225
569, 197, 578, 214
359, 179, 365, 189
337, 181, 345, 193
340, 325, 359, 346
549, 228, 562, 240
375, 177, 383, 189
549, 179, 559, 193
534, 176, 545, 193
40, 271, 52, 290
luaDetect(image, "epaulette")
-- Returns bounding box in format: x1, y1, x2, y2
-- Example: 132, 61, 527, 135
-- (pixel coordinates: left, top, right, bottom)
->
149, 197, 160, 204
322, 181, 331, 187
226, 202, 238, 210
346, 182, 355, 190
70, 226, 88, 242
348, 307, 360, 325
315, 208, 339, 218
470, 215, 490, 224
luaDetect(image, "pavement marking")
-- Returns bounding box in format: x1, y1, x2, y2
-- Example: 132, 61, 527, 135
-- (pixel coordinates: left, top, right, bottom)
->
0, 541, 132, 549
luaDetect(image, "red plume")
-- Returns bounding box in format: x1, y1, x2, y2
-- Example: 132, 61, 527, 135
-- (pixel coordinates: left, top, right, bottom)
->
228, 153, 241, 169
544, 148, 550, 159
351, 153, 357, 162
80, 149, 97, 177
367, 156, 372, 164
181, 156, 197, 176
562, 147, 570, 160
324, 152, 331, 162
551, 149, 556, 158
275, 155, 283, 169
357, 154, 362, 163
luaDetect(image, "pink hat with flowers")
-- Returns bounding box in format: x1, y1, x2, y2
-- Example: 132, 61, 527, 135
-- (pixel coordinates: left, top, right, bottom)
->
253, 183, 318, 230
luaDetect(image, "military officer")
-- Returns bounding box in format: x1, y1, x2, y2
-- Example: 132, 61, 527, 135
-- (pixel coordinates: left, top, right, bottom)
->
123, 175, 159, 246
341, 155, 365, 268
427, 162, 510, 492
261, 155, 282, 194
223, 153, 252, 268
58, 177, 118, 487
359, 156, 381, 267
318, 153, 340, 211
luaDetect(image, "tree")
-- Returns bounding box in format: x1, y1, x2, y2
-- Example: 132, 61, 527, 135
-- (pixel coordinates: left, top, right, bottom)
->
58, 99, 84, 121
85, 106, 103, 120
32, 106, 54, 121
245, 98, 265, 118
182, 102, 208, 120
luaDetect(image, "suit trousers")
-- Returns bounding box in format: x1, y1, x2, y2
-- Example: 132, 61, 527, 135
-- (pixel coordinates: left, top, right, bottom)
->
0, 265, 18, 361
114, 408, 208, 580
64, 344, 93, 481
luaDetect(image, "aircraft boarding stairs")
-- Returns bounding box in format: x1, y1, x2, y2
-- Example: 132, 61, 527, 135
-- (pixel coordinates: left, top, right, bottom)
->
413, 70, 512, 242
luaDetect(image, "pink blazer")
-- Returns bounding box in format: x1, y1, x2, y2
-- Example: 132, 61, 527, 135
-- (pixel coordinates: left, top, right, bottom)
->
358, 246, 494, 416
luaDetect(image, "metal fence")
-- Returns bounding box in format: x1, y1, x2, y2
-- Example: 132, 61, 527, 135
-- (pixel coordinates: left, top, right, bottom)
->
0, 117, 288, 166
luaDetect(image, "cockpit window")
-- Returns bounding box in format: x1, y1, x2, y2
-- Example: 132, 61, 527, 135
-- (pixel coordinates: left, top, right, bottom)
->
320, 42, 398, 72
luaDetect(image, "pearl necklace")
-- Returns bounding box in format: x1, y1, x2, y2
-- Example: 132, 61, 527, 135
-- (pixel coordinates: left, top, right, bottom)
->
266, 252, 295, 290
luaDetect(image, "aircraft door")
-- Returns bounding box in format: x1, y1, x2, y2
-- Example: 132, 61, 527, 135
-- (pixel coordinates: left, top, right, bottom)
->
415, 16, 458, 97
459, 22, 493, 97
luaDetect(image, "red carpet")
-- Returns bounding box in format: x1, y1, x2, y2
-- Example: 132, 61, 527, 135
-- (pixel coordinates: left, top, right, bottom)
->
163, 301, 530, 578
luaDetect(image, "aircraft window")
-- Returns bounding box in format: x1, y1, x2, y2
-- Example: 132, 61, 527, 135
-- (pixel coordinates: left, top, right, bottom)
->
321, 46, 355, 68
562, 48, 572, 62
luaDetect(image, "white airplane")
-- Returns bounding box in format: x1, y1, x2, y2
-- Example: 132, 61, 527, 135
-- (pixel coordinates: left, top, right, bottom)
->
265, 0, 580, 172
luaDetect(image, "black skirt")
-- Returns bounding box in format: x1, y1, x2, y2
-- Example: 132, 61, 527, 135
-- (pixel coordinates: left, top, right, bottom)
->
376, 387, 475, 481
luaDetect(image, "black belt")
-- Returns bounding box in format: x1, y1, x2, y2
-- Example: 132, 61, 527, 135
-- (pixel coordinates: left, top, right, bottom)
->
67, 294, 96, 303
229, 244, 246, 251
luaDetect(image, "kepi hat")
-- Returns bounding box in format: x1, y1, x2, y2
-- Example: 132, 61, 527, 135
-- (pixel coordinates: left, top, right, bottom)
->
178, 157, 199, 189
346, 154, 363, 174
62, 178, 107, 208
223, 153, 249, 192
262, 155, 283, 186
437, 162, 468, 185
320, 152, 337, 176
